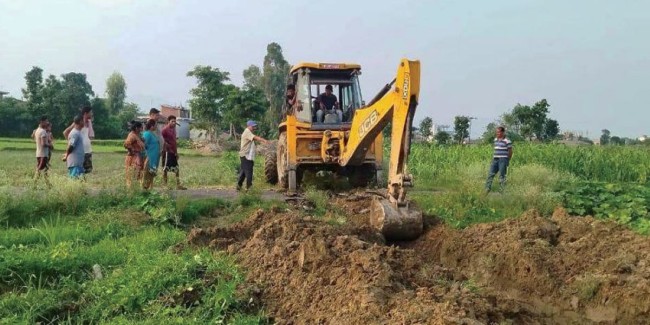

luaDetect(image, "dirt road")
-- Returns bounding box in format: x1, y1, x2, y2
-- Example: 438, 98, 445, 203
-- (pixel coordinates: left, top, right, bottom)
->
169, 187, 285, 201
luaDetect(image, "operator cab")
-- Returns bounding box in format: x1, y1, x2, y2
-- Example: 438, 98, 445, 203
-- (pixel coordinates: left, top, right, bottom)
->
288, 63, 364, 129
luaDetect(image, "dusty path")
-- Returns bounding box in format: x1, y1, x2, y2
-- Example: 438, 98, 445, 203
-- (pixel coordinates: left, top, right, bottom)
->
168, 187, 285, 201
10, 185, 286, 201
184, 191, 650, 325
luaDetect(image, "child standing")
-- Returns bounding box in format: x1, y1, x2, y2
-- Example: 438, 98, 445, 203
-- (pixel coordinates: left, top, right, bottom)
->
142, 119, 160, 190
123, 121, 144, 188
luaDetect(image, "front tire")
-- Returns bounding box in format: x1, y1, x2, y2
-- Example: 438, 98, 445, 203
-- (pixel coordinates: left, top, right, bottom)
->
288, 170, 297, 193
277, 132, 288, 189
348, 164, 377, 188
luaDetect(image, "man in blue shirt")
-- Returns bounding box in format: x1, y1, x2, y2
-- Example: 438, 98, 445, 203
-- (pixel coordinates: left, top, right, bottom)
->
485, 126, 513, 192
62, 115, 86, 179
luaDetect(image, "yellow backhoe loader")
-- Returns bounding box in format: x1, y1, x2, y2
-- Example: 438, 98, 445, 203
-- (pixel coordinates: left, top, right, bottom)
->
265, 59, 422, 240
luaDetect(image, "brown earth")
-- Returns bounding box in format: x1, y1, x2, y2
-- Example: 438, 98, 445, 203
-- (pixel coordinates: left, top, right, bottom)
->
185, 192, 650, 325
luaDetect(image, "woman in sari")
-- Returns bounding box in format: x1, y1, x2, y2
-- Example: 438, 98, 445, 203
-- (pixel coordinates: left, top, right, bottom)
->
124, 121, 144, 188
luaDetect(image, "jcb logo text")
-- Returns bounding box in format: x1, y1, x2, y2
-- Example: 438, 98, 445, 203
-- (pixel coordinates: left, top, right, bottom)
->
359, 110, 379, 137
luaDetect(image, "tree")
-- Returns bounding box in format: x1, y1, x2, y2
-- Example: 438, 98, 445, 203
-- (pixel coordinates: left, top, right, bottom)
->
419, 117, 433, 140
600, 129, 611, 145
22, 66, 45, 117
481, 122, 497, 144
482, 121, 524, 144
186, 65, 234, 139
543, 118, 560, 141
41, 75, 64, 129
0, 96, 31, 137
577, 136, 593, 144
453, 116, 470, 144
243, 65, 263, 90
501, 112, 519, 134
434, 131, 451, 145
261, 42, 290, 131
105, 71, 127, 115
88, 96, 139, 139
223, 87, 268, 137
56, 72, 95, 133
610, 136, 624, 146
506, 99, 555, 141
529, 99, 550, 140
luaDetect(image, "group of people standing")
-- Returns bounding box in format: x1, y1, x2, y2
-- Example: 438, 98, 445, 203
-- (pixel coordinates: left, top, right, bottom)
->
32, 106, 95, 187
123, 108, 185, 190
32, 106, 185, 191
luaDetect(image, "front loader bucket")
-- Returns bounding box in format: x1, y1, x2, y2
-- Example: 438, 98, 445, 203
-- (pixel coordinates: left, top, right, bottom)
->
370, 197, 423, 241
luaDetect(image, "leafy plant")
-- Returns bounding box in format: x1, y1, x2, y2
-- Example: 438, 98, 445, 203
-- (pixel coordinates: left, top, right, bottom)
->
561, 181, 650, 234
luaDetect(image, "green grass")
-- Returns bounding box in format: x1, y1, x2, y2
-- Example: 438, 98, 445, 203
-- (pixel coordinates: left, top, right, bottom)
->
406, 142, 650, 233
0, 142, 269, 190
0, 138, 196, 155
0, 186, 273, 324
408, 143, 650, 187
4, 137, 650, 322
411, 163, 566, 228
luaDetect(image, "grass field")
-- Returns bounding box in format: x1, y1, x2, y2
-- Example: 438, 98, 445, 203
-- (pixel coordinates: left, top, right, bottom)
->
0, 138, 269, 190
2, 137, 650, 322
0, 138, 280, 323
406, 142, 650, 232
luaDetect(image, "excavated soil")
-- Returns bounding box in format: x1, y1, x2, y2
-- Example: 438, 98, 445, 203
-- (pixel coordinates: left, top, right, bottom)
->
186, 193, 650, 324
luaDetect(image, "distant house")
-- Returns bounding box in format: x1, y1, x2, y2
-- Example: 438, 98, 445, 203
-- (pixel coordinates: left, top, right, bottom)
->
160, 104, 190, 119
0, 91, 8, 100
138, 104, 193, 139
638, 135, 648, 142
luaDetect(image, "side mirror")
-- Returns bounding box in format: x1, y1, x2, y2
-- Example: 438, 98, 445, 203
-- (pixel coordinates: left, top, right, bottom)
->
361, 101, 366, 107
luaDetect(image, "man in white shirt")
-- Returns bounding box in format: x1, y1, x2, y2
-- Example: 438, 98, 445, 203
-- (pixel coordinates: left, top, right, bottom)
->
33, 119, 52, 188
237, 120, 268, 191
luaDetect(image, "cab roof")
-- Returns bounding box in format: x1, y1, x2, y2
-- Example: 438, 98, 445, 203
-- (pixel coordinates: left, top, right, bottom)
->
289, 62, 361, 74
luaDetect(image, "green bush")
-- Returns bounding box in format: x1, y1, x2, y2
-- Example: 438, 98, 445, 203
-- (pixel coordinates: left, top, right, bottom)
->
561, 182, 650, 234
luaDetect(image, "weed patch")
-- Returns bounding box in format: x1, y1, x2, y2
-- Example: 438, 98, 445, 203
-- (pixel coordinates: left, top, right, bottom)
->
561, 181, 650, 234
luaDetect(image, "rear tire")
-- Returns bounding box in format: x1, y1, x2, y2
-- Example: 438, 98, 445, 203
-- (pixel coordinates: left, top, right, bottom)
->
264, 142, 278, 185
277, 132, 288, 189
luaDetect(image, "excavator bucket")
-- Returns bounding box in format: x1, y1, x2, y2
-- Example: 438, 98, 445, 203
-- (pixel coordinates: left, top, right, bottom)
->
369, 197, 423, 241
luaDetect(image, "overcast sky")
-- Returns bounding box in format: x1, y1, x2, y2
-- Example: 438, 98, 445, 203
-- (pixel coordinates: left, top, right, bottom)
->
1, 0, 648, 138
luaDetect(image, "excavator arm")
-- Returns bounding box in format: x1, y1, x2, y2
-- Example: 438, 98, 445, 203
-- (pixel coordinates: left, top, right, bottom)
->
341, 59, 423, 240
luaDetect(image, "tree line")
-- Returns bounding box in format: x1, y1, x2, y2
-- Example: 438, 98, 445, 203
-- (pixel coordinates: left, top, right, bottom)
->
418, 99, 561, 145
0, 42, 291, 140
0, 68, 137, 139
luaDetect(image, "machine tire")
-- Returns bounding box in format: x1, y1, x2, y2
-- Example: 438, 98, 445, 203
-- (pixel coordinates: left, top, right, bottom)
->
264, 141, 278, 185
277, 132, 289, 189
375, 169, 385, 188
349, 164, 377, 188
288, 170, 297, 193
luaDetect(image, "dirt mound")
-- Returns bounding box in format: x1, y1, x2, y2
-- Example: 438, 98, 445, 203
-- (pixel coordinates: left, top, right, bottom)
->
186, 197, 650, 324
406, 208, 650, 324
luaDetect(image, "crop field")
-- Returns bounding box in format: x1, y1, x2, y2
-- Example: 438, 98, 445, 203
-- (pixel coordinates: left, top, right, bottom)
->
408, 143, 650, 233
2, 138, 650, 323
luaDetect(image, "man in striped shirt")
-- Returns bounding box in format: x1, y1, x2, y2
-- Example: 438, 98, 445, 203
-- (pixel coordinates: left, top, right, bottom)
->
485, 126, 513, 192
